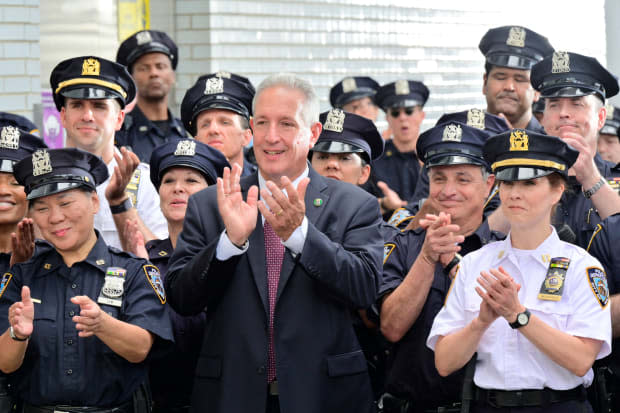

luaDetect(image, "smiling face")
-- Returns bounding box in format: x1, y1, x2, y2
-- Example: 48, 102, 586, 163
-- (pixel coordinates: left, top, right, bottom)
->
158, 166, 208, 224
0, 172, 27, 226
483, 66, 537, 124
30, 188, 99, 254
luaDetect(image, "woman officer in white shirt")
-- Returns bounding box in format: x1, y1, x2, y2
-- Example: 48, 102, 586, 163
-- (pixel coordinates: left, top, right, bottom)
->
427, 129, 611, 413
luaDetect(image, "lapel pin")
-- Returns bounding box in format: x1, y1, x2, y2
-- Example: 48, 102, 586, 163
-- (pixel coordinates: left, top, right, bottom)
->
313, 198, 323, 207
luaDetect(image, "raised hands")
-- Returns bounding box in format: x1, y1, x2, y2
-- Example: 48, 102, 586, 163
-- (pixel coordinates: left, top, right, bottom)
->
217, 164, 259, 246
105, 147, 140, 205
377, 181, 407, 212
8, 286, 34, 339
476, 266, 523, 324
418, 212, 464, 267
9, 218, 36, 267
258, 176, 309, 241
124, 219, 148, 259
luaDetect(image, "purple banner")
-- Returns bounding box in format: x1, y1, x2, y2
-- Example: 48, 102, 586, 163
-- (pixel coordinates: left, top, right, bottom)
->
41, 91, 64, 149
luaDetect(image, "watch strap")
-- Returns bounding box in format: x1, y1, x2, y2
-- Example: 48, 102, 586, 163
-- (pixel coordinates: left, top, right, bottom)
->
509, 309, 531, 329
9, 326, 29, 341
583, 177, 606, 199
110, 197, 133, 215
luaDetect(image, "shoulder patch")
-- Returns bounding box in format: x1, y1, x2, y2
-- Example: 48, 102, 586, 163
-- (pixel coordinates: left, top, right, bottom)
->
144, 264, 166, 304
0, 273, 13, 299
387, 208, 412, 227
383, 243, 396, 264
587, 266, 609, 308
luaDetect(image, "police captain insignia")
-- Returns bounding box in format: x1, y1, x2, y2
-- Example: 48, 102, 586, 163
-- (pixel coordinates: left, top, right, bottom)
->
0, 273, 12, 299
144, 265, 166, 304
587, 267, 609, 308
383, 243, 396, 264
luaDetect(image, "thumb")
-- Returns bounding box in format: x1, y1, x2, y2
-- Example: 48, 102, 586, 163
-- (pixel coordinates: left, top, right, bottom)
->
297, 177, 310, 200
376, 181, 388, 193
21, 286, 31, 304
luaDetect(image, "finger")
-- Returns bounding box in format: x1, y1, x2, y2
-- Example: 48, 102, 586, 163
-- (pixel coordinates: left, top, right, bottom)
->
216, 177, 227, 207
231, 164, 242, 193
70, 295, 93, 308
222, 167, 231, 195
280, 176, 298, 203
265, 181, 290, 210
260, 187, 284, 215
78, 330, 95, 338
376, 181, 388, 194
296, 177, 310, 204
73, 316, 97, 326
246, 185, 259, 208
10, 233, 18, 253
257, 200, 275, 222
21, 286, 31, 305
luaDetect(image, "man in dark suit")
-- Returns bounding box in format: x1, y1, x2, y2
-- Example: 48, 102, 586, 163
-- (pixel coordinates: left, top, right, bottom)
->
165, 73, 383, 413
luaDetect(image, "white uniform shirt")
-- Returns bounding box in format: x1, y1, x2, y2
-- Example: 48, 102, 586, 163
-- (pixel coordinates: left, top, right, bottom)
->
94, 149, 168, 249
427, 228, 611, 390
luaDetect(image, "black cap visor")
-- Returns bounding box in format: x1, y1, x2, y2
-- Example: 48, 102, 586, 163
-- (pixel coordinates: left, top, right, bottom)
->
126, 43, 173, 69
335, 89, 377, 108
487, 53, 540, 70
60, 86, 126, 107
538, 76, 606, 100
27, 180, 95, 200
157, 162, 215, 189
311, 141, 369, 163
0, 159, 15, 173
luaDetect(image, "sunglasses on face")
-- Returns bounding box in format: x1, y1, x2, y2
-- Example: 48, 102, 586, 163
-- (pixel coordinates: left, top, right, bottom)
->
390, 107, 416, 117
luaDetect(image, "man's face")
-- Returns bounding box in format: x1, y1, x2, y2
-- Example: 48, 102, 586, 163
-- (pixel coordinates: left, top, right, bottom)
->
251, 86, 321, 182
483, 66, 537, 121
194, 109, 252, 165
342, 96, 379, 121
60, 98, 124, 153
428, 164, 494, 224
542, 95, 606, 150
597, 133, 620, 164
131, 52, 175, 101
386, 106, 425, 146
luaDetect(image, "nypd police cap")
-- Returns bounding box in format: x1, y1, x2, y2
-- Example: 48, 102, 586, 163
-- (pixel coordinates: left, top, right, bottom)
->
0, 126, 48, 173
479, 26, 554, 70
0, 112, 39, 135
435, 108, 510, 134
116, 30, 178, 71
601, 105, 620, 136
149, 138, 230, 188
50, 56, 137, 111
329, 76, 380, 108
374, 80, 429, 111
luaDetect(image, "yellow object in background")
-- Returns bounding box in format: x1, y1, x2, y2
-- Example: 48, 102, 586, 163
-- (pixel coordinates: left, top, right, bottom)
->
118, 0, 150, 41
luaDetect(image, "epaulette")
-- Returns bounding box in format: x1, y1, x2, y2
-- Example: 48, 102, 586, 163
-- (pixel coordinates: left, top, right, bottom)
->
126, 168, 141, 207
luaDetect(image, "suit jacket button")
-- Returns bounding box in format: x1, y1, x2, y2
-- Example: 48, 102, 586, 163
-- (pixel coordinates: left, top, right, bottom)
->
257, 365, 265, 374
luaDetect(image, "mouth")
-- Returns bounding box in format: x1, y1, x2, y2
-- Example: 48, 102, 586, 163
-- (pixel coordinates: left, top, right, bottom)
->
263, 149, 285, 159
170, 199, 187, 207
325, 175, 340, 180
52, 228, 70, 237
0, 200, 16, 210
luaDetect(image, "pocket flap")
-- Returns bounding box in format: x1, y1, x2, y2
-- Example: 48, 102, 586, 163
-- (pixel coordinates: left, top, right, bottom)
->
195, 356, 221, 378
326, 350, 367, 377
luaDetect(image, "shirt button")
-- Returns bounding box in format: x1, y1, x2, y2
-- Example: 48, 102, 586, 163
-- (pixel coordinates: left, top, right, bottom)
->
66, 369, 73, 375
71, 284, 77, 289
69, 311, 75, 317
257, 366, 265, 374
66, 339, 73, 345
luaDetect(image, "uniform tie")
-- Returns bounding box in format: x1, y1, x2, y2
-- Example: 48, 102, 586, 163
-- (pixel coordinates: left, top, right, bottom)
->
264, 220, 284, 382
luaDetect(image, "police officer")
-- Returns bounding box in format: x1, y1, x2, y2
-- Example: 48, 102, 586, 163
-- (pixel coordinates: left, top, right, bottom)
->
532, 99, 545, 124
115, 30, 187, 162
329, 76, 380, 121
141, 138, 228, 413
0, 113, 39, 136
429, 130, 610, 412
0, 147, 173, 412
181, 73, 256, 176
380, 122, 502, 413
597, 105, 620, 165
50, 55, 168, 251
479, 26, 554, 133
373, 80, 429, 214
530, 51, 620, 247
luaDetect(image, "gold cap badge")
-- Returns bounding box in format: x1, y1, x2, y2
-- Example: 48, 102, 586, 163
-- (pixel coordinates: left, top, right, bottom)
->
342, 77, 358, 94
395, 79, 410, 95
0, 126, 20, 149
82, 58, 101, 76
174, 140, 197, 156
442, 124, 462, 142
467, 109, 485, 129
509, 129, 529, 151
32, 149, 52, 176
136, 31, 153, 45
506, 27, 526, 48
324, 109, 345, 133
204, 77, 224, 95
552, 51, 570, 74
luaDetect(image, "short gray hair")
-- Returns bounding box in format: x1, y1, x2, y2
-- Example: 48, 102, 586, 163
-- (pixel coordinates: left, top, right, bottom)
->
252, 73, 320, 127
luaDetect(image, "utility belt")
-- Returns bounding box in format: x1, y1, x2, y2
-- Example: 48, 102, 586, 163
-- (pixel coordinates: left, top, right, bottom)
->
474, 385, 586, 408
22, 401, 133, 413
378, 393, 461, 413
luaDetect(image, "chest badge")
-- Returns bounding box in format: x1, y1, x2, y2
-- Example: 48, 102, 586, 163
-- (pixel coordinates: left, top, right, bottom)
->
98, 267, 127, 308
538, 257, 570, 301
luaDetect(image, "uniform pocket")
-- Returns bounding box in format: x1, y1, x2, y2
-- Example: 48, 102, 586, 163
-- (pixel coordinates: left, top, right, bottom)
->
326, 350, 368, 377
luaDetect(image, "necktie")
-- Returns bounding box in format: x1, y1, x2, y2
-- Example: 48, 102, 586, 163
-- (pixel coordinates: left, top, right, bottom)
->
264, 220, 284, 382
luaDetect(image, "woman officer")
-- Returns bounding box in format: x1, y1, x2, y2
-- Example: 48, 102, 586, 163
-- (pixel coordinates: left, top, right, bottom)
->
428, 129, 611, 412
0, 148, 173, 413
126, 138, 228, 413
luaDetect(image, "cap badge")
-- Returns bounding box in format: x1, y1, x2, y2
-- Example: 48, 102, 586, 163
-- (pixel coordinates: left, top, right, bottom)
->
442, 124, 462, 142
506, 27, 526, 48
395, 80, 410, 95
174, 140, 197, 156
0, 126, 20, 149
204, 77, 224, 95
552, 51, 570, 74
136, 31, 153, 45
32, 149, 52, 176
215, 71, 232, 78
82, 58, 101, 76
509, 129, 529, 151
467, 109, 485, 129
324, 109, 345, 133
606, 104, 614, 120
342, 77, 358, 93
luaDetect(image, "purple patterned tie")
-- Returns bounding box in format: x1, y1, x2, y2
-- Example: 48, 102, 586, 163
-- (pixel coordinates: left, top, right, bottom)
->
264, 220, 284, 382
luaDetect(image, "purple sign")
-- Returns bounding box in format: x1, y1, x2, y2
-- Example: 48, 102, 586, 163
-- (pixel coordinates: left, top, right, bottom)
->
41, 91, 64, 149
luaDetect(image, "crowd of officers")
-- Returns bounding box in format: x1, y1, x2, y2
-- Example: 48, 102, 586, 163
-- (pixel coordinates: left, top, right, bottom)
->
0, 23, 619, 413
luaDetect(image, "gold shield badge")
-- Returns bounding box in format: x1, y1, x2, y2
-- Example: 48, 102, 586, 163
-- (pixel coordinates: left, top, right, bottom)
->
323, 109, 345, 133
466, 109, 485, 129
506, 27, 526, 47
509, 130, 529, 151
342, 77, 358, 93
174, 140, 197, 156
82, 58, 101, 76
552, 51, 570, 74
0, 126, 20, 149
395, 79, 410, 95
32, 149, 52, 176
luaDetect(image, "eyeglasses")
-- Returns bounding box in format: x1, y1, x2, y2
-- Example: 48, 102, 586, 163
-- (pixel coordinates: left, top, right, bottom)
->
390, 107, 416, 117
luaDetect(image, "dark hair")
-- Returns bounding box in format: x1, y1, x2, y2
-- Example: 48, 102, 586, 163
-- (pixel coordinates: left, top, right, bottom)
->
238, 114, 250, 130
484, 62, 494, 76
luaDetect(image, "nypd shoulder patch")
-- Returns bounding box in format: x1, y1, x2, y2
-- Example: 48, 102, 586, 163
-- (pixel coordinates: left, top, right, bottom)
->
383, 243, 396, 265
387, 208, 412, 227
0, 272, 12, 299
144, 265, 166, 304
586, 266, 609, 308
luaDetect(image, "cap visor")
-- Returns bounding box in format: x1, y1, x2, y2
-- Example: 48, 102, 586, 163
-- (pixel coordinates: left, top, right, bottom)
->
27, 182, 90, 200
495, 167, 554, 181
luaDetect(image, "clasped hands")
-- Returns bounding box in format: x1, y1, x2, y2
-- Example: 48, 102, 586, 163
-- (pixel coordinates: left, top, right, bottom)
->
476, 266, 525, 326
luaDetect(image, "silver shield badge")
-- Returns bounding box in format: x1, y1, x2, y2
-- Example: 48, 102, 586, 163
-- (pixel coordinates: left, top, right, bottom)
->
32, 150, 52, 176
506, 27, 526, 48
466, 109, 485, 129
552, 51, 570, 74
442, 124, 462, 142
323, 109, 345, 133
395, 79, 410, 95
204, 77, 224, 95
174, 140, 197, 156
136, 31, 153, 45
0, 126, 20, 149
342, 77, 358, 93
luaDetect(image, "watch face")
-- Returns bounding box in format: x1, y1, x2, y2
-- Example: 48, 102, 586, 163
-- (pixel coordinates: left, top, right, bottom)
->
518, 313, 528, 325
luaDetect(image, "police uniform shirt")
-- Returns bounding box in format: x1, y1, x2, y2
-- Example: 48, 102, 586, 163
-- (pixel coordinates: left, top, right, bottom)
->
427, 228, 611, 391
94, 147, 168, 249
380, 220, 501, 402
145, 237, 206, 409
525, 115, 545, 134
115, 105, 187, 163
0, 233, 173, 406
372, 140, 420, 204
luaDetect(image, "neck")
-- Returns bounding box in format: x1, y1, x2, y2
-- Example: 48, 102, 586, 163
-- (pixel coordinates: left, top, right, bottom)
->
507, 109, 533, 130
453, 214, 484, 239
168, 221, 183, 250
509, 220, 552, 250
137, 98, 169, 121
66, 135, 115, 164
59, 230, 98, 267
229, 152, 245, 171
391, 138, 417, 153
0, 223, 17, 253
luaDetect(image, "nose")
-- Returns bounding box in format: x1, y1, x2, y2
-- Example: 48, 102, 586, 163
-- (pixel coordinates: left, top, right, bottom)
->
441, 179, 458, 197
0, 182, 11, 195
81, 105, 94, 122
326, 156, 340, 170
264, 123, 280, 144
173, 181, 186, 193
48, 205, 65, 224
503, 77, 515, 91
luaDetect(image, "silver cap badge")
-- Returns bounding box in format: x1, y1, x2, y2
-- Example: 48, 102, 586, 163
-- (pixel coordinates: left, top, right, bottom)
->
342, 77, 358, 94
174, 140, 197, 156
204, 77, 224, 95
136, 31, 153, 45
395, 80, 410, 95
467, 109, 485, 130
506, 27, 526, 48
552, 51, 570, 74
0, 126, 20, 149
442, 124, 463, 142
32, 149, 52, 176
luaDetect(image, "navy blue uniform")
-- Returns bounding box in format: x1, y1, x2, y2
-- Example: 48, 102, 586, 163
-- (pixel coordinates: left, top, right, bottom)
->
379, 220, 503, 406
0, 234, 173, 407
525, 115, 545, 134
115, 106, 187, 163
372, 140, 420, 204
145, 237, 206, 412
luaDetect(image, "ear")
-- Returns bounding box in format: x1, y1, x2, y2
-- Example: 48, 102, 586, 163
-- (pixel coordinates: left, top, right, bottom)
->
308, 121, 322, 148
357, 164, 371, 185
91, 191, 100, 215
114, 107, 126, 132
485, 173, 496, 194
59, 107, 67, 128
482, 73, 488, 95
597, 103, 607, 131
242, 126, 253, 147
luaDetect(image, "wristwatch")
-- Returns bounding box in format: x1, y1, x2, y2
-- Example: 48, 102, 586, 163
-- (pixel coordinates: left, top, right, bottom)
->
9, 326, 29, 341
509, 309, 531, 329
583, 177, 606, 199
110, 197, 133, 215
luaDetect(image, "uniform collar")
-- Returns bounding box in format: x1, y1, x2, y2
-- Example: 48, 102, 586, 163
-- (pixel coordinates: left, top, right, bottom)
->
146, 237, 173, 260
491, 226, 559, 269
128, 105, 185, 136
36, 230, 111, 276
